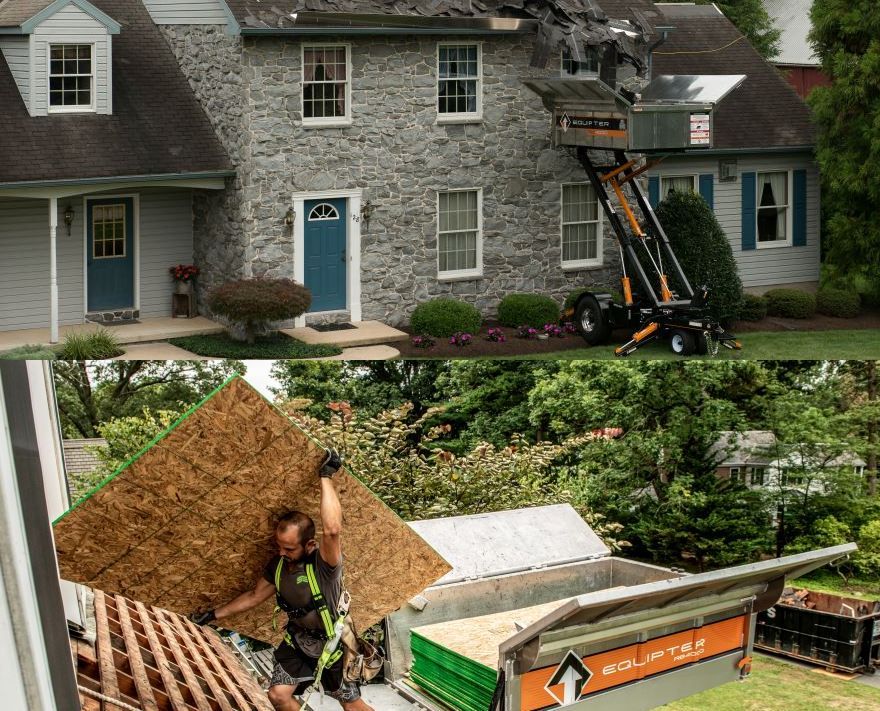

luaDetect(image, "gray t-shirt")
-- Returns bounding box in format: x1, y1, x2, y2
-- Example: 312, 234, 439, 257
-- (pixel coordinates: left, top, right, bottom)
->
263, 548, 343, 658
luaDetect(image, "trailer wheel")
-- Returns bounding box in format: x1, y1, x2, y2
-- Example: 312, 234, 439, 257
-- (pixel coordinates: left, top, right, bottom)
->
575, 296, 610, 345
669, 329, 696, 356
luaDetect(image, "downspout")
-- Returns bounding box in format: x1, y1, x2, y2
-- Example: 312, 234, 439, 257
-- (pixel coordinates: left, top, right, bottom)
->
48, 198, 58, 344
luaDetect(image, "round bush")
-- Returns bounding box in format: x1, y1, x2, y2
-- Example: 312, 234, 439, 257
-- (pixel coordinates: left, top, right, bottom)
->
816, 287, 861, 318
209, 278, 311, 343
764, 288, 816, 319
564, 288, 590, 311
497, 293, 560, 328
738, 293, 768, 321
654, 191, 743, 323
410, 298, 481, 338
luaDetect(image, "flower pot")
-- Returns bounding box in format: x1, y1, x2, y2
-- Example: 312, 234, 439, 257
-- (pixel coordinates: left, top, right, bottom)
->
537, 333, 549, 341
175, 280, 194, 295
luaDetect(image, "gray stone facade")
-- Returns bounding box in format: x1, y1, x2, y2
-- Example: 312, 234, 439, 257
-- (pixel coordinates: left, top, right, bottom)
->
160, 27, 622, 325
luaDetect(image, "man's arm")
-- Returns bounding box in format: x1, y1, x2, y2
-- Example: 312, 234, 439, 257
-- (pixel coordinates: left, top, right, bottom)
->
198, 577, 276, 624
319, 451, 343, 567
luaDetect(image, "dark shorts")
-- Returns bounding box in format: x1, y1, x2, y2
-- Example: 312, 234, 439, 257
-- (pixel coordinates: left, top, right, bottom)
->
270, 642, 360, 702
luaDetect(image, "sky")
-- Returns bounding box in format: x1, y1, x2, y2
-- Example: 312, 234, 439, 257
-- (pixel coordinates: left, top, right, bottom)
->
240, 360, 280, 399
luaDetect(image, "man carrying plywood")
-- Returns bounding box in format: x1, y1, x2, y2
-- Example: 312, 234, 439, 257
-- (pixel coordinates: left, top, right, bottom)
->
192, 450, 374, 711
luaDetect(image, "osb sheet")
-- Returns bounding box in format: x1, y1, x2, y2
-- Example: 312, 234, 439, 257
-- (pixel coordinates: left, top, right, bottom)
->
413, 597, 573, 668
54, 376, 451, 645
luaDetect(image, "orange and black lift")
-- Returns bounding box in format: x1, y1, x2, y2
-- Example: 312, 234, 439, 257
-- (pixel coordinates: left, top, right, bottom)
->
565, 147, 742, 356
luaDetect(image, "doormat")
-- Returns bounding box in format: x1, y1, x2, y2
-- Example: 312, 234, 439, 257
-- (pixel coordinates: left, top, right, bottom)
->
311, 322, 357, 332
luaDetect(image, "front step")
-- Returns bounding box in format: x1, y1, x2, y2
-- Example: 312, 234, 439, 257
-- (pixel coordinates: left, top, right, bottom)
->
282, 320, 408, 348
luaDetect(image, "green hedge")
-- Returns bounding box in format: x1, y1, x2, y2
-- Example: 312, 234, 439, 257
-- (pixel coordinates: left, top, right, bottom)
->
410, 298, 482, 337
738, 293, 768, 321
764, 288, 816, 319
497, 293, 560, 328
816, 288, 861, 318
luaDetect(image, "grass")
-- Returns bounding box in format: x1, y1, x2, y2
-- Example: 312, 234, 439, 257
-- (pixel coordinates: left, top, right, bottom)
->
789, 570, 880, 600
169, 332, 342, 359
509, 329, 880, 360
663, 654, 880, 710
0, 344, 57, 359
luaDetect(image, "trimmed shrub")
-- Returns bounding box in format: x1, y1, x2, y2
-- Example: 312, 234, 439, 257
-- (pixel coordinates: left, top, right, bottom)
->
764, 288, 816, 319
816, 287, 861, 318
56, 330, 123, 360
208, 278, 311, 343
0, 344, 57, 360
563, 288, 590, 311
654, 191, 743, 323
738, 293, 768, 322
497, 293, 560, 328
409, 298, 481, 338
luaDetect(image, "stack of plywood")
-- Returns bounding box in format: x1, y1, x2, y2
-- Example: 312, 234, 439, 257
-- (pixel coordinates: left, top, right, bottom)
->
409, 598, 571, 711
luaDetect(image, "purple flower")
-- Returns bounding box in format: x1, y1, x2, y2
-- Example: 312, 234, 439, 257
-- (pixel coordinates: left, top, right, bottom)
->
486, 327, 506, 343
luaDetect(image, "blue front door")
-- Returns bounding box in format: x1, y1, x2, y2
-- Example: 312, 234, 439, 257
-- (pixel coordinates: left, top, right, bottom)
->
304, 198, 347, 312
87, 197, 135, 311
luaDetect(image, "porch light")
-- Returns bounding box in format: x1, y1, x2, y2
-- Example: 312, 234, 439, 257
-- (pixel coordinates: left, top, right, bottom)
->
284, 207, 295, 227
360, 200, 375, 224
63, 205, 74, 236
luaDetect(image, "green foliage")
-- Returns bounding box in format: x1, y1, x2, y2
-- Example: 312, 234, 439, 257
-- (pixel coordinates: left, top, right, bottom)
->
853, 519, 880, 578
0, 344, 57, 360
764, 288, 816, 318
563, 288, 590, 310
673, 1, 780, 59
168, 333, 340, 359
208, 278, 311, 343
808, 0, 880, 290
738, 293, 768, 321
409, 298, 482, 338
816, 287, 861, 318
655, 191, 743, 323
56, 330, 123, 360
496, 293, 560, 328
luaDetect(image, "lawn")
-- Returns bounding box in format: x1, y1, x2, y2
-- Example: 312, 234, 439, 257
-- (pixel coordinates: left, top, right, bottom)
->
511, 329, 880, 360
663, 654, 880, 710
789, 570, 880, 600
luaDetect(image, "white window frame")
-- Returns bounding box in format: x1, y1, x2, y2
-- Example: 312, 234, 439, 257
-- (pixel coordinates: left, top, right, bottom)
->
47, 43, 95, 114
750, 466, 766, 487
436, 42, 482, 123
90, 202, 128, 260
756, 170, 792, 249
560, 47, 600, 77
301, 43, 352, 128
660, 174, 697, 200
437, 188, 483, 280
560, 182, 603, 270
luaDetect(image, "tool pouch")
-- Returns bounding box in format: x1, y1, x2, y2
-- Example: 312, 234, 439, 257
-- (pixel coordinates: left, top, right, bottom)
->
341, 617, 384, 683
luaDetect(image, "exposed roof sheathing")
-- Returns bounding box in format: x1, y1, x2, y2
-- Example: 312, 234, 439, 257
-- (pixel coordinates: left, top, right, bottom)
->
54, 376, 450, 645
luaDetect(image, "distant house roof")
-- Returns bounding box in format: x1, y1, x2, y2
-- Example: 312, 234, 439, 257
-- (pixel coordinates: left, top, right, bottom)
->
764, 0, 817, 66
654, 3, 814, 150
0, 0, 232, 186
72, 588, 271, 711
711, 431, 779, 467
62, 438, 106, 476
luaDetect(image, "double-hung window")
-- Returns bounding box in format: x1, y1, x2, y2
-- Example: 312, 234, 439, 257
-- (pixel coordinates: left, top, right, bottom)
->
438, 189, 481, 278
660, 175, 696, 200
49, 44, 93, 111
561, 183, 601, 268
302, 45, 350, 125
756, 171, 789, 245
438, 44, 481, 120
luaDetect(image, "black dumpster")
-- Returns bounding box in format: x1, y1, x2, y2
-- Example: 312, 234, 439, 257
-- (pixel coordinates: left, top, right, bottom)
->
755, 588, 880, 673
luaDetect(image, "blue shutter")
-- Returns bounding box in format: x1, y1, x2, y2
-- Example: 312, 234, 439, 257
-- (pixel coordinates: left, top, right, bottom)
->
699, 174, 714, 210
741, 171, 756, 251
648, 176, 660, 208
793, 169, 807, 246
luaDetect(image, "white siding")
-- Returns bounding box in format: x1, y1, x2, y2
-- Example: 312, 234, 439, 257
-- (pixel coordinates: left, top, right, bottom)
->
0, 37, 30, 108
32, 4, 111, 115
653, 152, 820, 289
141, 0, 230, 25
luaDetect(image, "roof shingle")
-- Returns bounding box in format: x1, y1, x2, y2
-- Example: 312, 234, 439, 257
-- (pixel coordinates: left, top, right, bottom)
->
0, 0, 55, 28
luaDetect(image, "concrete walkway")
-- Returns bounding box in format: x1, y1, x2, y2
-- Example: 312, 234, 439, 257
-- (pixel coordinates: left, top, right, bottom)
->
283, 320, 408, 348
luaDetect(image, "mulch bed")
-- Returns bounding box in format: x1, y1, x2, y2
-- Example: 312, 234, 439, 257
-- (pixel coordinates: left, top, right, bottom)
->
731, 307, 880, 333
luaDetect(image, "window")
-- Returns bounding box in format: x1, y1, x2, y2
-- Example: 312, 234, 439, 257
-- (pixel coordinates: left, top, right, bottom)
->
49, 44, 93, 110
438, 44, 480, 119
781, 469, 805, 486
92, 204, 126, 258
660, 175, 696, 200
561, 183, 601, 267
438, 189, 481, 277
561, 47, 600, 77
750, 467, 766, 486
302, 45, 350, 125
757, 171, 789, 245
308, 203, 339, 220
730, 467, 747, 485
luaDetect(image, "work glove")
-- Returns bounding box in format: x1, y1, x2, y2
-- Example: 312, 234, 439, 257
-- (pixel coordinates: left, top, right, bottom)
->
190, 609, 216, 626
319, 448, 343, 478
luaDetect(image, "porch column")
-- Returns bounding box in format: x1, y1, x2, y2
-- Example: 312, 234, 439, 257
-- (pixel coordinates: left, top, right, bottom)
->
48, 197, 59, 344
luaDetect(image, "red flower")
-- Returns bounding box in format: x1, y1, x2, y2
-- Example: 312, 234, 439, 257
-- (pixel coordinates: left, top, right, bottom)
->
169, 264, 199, 282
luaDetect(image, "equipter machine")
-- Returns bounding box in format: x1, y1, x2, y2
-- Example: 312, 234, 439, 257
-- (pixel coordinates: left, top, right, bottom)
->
523, 74, 746, 356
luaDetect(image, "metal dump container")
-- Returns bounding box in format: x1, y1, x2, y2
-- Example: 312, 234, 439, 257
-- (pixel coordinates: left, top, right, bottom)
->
755, 588, 880, 673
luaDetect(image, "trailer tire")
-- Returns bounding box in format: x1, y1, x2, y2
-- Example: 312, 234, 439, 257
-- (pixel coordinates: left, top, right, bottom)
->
670, 329, 696, 356
575, 296, 610, 345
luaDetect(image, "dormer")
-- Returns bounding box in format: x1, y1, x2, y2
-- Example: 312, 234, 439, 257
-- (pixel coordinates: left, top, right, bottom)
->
0, 0, 120, 116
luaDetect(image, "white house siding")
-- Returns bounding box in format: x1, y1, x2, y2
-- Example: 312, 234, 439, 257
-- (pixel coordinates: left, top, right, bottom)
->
32, 4, 111, 116
0, 37, 30, 108
141, 0, 230, 25
0, 189, 193, 331
654, 152, 820, 290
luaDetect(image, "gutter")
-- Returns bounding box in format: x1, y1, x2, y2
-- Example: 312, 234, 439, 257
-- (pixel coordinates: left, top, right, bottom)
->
0, 170, 235, 191
241, 27, 533, 36
677, 146, 815, 156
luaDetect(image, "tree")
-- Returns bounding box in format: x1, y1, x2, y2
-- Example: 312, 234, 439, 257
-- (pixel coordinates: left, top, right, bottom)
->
809, 1, 880, 292
53, 361, 244, 438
